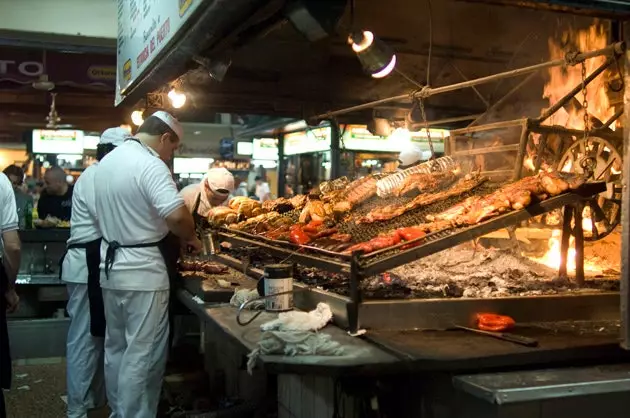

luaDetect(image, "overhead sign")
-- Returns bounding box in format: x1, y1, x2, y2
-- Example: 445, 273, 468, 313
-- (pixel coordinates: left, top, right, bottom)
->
252, 138, 279, 160
32, 130, 85, 154
341, 125, 447, 153
173, 157, 214, 174
284, 127, 331, 155
116, 0, 207, 104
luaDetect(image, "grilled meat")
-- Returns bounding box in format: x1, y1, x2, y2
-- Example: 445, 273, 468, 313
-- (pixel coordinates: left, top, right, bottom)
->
346, 176, 378, 206
207, 207, 238, 226
179, 259, 229, 274
262, 197, 294, 214
358, 174, 487, 224
394, 171, 457, 197
229, 197, 263, 220
289, 194, 308, 210
299, 198, 328, 223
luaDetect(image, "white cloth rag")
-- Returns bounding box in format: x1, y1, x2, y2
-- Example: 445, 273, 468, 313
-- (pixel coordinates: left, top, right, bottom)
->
260, 302, 333, 332
246, 303, 340, 374
230, 288, 264, 310
247, 331, 344, 374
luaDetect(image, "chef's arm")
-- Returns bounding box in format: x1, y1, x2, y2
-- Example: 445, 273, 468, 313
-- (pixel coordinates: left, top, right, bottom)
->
2, 230, 21, 287
165, 206, 197, 242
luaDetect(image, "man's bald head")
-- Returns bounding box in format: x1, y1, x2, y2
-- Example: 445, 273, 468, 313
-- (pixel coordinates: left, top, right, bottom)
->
44, 166, 69, 196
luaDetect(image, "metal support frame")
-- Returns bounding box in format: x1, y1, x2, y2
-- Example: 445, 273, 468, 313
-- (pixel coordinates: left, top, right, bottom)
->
621, 22, 630, 350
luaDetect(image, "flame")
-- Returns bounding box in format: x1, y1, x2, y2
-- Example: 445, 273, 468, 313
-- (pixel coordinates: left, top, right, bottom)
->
530, 230, 601, 275
542, 22, 614, 130
524, 157, 536, 171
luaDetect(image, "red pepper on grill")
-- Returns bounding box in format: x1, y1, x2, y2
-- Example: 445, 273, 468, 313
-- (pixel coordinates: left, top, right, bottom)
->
303, 220, 324, 234
396, 227, 427, 249
476, 313, 515, 332
289, 225, 311, 246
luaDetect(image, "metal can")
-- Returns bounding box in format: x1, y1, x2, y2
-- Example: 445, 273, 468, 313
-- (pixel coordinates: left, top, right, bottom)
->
263, 264, 294, 312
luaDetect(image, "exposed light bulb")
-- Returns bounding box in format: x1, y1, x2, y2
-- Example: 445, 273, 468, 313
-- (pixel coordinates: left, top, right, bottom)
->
168, 89, 187, 108
131, 110, 144, 126
371, 55, 396, 79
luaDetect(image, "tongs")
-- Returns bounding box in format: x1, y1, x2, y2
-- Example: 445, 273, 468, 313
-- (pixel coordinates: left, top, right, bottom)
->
453, 325, 538, 347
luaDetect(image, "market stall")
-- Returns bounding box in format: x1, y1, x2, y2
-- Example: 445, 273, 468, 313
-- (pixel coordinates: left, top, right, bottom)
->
113, 0, 630, 416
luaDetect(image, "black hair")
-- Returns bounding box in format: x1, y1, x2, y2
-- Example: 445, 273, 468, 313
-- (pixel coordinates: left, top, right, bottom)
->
3, 165, 24, 183
137, 115, 178, 139
96, 143, 117, 161
255, 176, 262, 181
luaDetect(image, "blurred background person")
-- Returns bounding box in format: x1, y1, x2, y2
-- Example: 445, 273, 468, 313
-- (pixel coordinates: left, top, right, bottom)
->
38, 166, 73, 221
254, 176, 271, 202
3, 165, 33, 230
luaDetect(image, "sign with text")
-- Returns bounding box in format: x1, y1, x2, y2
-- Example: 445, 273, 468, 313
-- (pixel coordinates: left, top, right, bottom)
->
284, 127, 331, 156
116, 0, 207, 104
252, 138, 279, 160
32, 130, 85, 154
341, 125, 448, 153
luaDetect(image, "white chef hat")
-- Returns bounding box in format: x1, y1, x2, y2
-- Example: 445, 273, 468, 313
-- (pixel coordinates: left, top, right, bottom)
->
205, 168, 235, 195
398, 144, 426, 168
100, 127, 132, 146
150, 110, 184, 140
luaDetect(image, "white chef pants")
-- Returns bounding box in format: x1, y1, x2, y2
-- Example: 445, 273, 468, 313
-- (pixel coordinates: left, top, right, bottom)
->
103, 288, 169, 418
66, 283, 106, 418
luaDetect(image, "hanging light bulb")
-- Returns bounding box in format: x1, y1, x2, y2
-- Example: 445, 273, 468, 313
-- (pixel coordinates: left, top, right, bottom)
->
168, 89, 187, 108
131, 110, 144, 126
348, 30, 396, 79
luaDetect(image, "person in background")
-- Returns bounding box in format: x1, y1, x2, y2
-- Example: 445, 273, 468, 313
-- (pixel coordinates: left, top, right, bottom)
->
233, 181, 248, 197
94, 111, 201, 418
181, 167, 235, 218
62, 128, 130, 418
3, 165, 34, 229
0, 172, 21, 418
38, 166, 73, 221
254, 176, 271, 202
397, 144, 430, 170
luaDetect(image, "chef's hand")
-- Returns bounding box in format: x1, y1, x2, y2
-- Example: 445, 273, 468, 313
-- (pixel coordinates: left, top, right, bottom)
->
184, 237, 203, 255
5, 288, 19, 313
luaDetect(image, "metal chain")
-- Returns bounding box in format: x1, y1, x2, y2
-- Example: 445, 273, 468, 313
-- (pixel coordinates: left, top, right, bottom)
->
581, 61, 589, 139
417, 97, 436, 164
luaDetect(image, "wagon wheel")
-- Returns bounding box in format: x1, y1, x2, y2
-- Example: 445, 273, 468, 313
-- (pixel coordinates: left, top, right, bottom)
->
556, 136, 622, 241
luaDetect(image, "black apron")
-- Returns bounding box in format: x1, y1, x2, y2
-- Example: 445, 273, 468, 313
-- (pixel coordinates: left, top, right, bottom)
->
59, 239, 106, 337
103, 233, 181, 348
0, 260, 12, 392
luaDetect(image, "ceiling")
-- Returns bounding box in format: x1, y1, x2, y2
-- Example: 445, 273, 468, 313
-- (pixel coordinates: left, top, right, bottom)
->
168, 0, 607, 128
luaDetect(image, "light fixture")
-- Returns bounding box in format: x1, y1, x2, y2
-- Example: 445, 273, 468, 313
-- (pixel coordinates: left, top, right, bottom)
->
168, 89, 187, 108
131, 110, 144, 126
348, 30, 396, 79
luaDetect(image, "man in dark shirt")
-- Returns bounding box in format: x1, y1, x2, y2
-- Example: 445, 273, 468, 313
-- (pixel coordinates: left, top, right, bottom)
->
38, 166, 73, 221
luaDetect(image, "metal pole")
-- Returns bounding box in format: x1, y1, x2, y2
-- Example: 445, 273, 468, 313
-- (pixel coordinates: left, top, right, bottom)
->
277, 133, 286, 198
513, 121, 530, 181
535, 57, 614, 124
573, 203, 585, 287
329, 120, 341, 180
559, 205, 573, 279
312, 42, 625, 120
620, 22, 630, 350
451, 63, 490, 108
406, 113, 483, 130
450, 118, 527, 136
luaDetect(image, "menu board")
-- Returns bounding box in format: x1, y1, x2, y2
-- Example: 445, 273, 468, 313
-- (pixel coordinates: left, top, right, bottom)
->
252, 138, 279, 160
173, 157, 214, 174
342, 125, 448, 153
116, 0, 208, 104
32, 130, 85, 154
236, 142, 253, 156
284, 127, 331, 156
82, 135, 101, 150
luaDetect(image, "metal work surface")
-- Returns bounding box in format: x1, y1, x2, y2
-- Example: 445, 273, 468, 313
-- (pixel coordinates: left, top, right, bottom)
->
454, 363, 630, 405
364, 320, 628, 371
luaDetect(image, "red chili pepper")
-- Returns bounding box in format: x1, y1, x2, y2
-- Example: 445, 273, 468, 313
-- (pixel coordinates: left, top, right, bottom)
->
396, 227, 426, 242
289, 225, 311, 246
476, 313, 515, 332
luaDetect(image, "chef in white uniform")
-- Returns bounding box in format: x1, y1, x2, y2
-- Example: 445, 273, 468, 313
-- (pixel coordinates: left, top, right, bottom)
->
62, 127, 130, 418
180, 167, 235, 218
93, 111, 201, 418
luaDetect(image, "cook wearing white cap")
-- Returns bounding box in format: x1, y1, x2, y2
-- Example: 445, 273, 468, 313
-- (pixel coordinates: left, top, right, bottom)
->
397, 144, 431, 170
93, 111, 201, 418
181, 167, 235, 218
62, 127, 130, 418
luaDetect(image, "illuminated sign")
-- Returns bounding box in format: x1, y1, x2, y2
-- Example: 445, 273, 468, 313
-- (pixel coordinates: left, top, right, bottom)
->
284, 127, 331, 155
32, 130, 84, 154
252, 138, 279, 160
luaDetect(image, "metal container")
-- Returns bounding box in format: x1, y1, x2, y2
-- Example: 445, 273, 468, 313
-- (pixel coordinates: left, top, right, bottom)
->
263, 264, 294, 312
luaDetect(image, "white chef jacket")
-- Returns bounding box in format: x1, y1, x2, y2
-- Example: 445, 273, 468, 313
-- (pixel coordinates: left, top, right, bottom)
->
94, 140, 184, 291
180, 182, 228, 218
62, 163, 100, 284
0, 173, 19, 256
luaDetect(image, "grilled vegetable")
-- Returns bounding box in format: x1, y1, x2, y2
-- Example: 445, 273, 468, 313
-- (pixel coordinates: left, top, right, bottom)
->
476, 313, 515, 332
289, 225, 311, 246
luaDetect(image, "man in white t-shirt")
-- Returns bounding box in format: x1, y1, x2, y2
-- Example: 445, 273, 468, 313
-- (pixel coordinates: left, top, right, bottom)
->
94, 111, 201, 418
180, 167, 235, 218
62, 127, 130, 418
0, 172, 21, 418
254, 176, 271, 202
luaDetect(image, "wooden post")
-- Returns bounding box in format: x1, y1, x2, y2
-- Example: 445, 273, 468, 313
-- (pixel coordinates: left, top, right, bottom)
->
620, 23, 630, 349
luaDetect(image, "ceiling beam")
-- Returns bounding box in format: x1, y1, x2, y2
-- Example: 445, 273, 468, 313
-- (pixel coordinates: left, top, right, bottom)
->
452, 0, 630, 19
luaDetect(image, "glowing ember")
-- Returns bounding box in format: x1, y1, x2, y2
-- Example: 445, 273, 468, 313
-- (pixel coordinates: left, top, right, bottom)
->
530, 230, 602, 275
524, 157, 536, 171
542, 22, 614, 130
